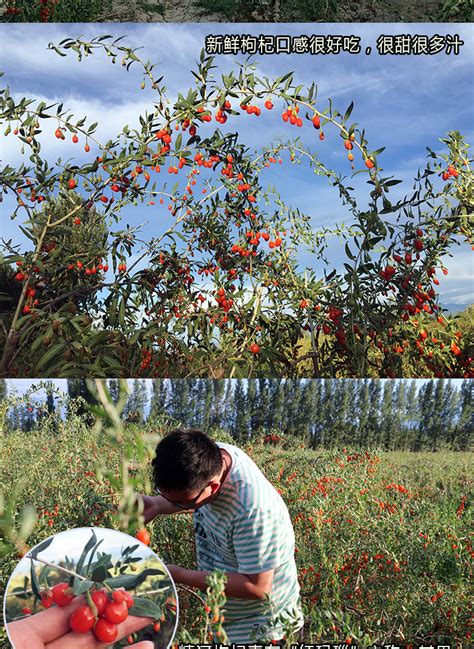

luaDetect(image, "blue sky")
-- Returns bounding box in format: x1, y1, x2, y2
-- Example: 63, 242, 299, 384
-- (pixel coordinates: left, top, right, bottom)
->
1, 22, 473, 309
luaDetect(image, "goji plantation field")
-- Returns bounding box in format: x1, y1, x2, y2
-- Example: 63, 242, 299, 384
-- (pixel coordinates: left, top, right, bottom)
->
0, 419, 471, 648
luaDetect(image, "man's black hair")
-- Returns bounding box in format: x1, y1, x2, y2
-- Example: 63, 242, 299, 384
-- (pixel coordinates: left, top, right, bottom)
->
152, 428, 224, 492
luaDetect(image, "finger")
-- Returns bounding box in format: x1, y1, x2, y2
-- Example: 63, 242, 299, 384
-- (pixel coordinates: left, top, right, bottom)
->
46, 614, 153, 649
116, 614, 154, 641
9, 596, 86, 645
7, 618, 45, 649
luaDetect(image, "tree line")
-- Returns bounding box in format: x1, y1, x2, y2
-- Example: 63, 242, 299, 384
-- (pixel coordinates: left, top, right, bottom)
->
1, 378, 472, 451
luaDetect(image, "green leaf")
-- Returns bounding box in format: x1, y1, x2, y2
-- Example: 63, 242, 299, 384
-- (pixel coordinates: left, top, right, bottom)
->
72, 579, 95, 595
91, 565, 108, 583
30, 537, 53, 559
30, 560, 41, 599
129, 596, 164, 619
343, 101, 354, 123
105, 568, 164, 590
76, 530, 98, 576
35, 342, 67, 373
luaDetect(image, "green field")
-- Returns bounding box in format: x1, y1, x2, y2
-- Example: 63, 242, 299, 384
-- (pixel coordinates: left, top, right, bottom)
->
1, 416, 472, 648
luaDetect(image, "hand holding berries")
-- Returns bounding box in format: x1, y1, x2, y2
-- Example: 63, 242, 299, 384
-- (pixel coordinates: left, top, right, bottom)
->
66, 588, 135, 641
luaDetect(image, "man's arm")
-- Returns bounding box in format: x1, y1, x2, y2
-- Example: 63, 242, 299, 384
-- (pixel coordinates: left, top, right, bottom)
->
140, 494, 194, 522
167, 565, 274, 601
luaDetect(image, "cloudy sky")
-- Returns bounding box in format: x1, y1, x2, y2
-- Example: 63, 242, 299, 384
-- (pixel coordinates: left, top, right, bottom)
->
1, 22, 473, 308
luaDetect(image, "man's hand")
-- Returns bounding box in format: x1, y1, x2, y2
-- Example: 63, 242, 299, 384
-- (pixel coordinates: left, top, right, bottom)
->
166, 566, 274, 600
138, 494, 194, 520
166, 564, 185, 583
140, 494, 162, 524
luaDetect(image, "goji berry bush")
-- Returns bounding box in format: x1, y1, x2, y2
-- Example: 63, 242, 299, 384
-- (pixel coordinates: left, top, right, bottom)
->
0, 0, 111, 22
1, 35, 472, 378
0, 384, 471, 647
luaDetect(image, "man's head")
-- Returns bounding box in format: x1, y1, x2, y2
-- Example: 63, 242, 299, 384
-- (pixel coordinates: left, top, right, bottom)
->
152, 429, 226, 510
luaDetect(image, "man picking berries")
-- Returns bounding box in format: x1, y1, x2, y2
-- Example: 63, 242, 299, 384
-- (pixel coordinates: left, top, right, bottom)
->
140, 429, 304, 643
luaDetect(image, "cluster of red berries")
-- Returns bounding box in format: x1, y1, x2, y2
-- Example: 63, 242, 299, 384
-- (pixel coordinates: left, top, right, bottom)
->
140, 348, 153, 372
195, 106, 213, 123
67, 259, 109, 274
13, 262, 40, 315
240, 102, 261, 117
40, 583, 136, 642
442, 164, 459, 181
282, 105, 303, 127
215, 100, 232, 124
214, 287, 234, 313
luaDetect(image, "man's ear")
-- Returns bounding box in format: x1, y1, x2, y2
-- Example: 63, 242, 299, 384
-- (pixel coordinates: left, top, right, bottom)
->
209, 478, 221, 494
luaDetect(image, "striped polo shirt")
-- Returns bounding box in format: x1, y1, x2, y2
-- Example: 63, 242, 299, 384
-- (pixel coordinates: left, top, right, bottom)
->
193, 442, 304, 642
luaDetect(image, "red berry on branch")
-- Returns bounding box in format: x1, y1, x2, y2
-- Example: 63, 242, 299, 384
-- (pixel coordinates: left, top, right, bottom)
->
250, 343, 260, 354
40, 592, 54, 609
70, 605, 95, 633
52, 583, 74, 607
136, 528, 150, 545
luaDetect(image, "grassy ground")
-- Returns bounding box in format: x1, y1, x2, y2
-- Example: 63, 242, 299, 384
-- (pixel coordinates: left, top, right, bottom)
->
0, 423, 472, 646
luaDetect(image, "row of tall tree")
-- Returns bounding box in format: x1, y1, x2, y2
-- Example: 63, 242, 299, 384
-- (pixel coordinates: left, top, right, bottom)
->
143, 378, 472, 451
1, 379, 472, 451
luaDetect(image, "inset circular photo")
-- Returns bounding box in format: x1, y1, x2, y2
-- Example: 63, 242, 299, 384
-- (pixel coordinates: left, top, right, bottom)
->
4, 527, 178, 648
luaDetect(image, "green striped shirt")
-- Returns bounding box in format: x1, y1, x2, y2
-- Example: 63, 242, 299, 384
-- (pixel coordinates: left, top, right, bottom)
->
193, 442, 304, 642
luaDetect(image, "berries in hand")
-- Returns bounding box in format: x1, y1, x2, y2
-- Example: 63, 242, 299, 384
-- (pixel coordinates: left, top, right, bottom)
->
112, 590, 134, 609
70, 605, 95, 633
94, 617, 118, 643
104, 600, 128, 624
91, 590, 109, 616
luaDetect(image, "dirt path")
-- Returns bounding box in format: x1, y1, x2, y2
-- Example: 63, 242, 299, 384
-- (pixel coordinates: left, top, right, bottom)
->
96, 0, 466, 23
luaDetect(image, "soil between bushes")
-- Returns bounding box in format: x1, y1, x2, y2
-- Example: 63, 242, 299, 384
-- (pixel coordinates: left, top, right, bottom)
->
95, 0, 466, 22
